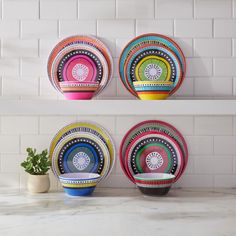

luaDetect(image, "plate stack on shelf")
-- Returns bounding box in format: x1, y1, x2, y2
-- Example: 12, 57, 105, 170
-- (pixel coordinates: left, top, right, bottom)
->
119, 34, 186, 100
49, 122, 116, 183
47, 35, 113, 100
119, 120, 188, 195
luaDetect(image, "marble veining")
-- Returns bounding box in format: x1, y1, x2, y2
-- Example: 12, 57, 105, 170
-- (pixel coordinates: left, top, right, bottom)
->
0, 188, 236, 236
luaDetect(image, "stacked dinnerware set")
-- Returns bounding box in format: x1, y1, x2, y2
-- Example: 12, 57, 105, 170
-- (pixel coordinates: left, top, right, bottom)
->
119, 34, 186, 100
47, 34, 185, 100
47, 35, 113, 100
119, 120, 188, 195
49, 122, 115, 196
49, 120, 188, 197
47, 34, 188, 197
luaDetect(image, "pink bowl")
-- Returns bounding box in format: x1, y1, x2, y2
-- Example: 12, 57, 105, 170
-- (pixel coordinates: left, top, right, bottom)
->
63, 91, 95, 100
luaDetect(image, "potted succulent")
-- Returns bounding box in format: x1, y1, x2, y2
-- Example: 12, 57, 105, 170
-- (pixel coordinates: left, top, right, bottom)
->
21, 148, 51, 193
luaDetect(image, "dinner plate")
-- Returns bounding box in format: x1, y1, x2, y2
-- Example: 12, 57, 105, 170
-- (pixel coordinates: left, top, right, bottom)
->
47, 35, 113, 91
52, 132, 110, 181
50, 44, 109, 95
49, 121, 116, 179
119, 120, 188, 181
124, 131, 184, 183
124, 45, 182, 95
119, 33, 186, 97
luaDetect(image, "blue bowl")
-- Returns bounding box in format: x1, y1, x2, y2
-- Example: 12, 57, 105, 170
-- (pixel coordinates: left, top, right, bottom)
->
134, 85, 173, 91
63, 186, 96, 196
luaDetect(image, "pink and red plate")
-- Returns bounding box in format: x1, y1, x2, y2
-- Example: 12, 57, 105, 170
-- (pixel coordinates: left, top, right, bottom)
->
47, 35, 113, 97
119, 120, 188, 184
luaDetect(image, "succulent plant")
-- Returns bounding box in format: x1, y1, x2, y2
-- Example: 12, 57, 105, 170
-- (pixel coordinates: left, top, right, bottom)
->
21, 148, 51, 175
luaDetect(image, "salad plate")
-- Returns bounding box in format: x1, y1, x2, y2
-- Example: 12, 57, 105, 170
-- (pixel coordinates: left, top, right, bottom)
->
124, 44, 182, 96
119, 120, 188, 182
124, 131, 184, 183
47, 35, 113, 97
50, 122, 116, 180
119, 33, 186, 97
52, 132, 110, 181
50, 44, 108, 95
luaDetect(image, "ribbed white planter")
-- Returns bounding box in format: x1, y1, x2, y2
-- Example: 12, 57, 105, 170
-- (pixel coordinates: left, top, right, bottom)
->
27, 174, 50, 193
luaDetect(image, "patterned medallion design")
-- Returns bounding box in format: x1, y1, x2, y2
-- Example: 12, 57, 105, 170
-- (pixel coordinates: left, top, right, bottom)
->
72, 64, 89, 81
145, 151, 164, 170
72, 151, 91, 170
144, 64, 162, 80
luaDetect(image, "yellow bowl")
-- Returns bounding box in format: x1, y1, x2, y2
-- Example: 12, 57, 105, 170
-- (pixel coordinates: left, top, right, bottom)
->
61, 182, 97, 188
137, 91, 170, 100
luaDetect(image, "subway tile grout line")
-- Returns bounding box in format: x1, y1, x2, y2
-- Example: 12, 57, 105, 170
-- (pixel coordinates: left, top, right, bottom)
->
115, 0, 117, 19
154, 0, 156, 19
193, 0, 195, 19
212, 18, 214, 38
19, 20, 22, 40
232, 0, 234, 18
1, 0, 3, 20
37, 39, 40, 57
0, 0, 236, 189
77, 0, 79, 19
38, 0, 40, 19
57, 20, 60, 39
96, 20, 98, 37
173, 19, 176, 37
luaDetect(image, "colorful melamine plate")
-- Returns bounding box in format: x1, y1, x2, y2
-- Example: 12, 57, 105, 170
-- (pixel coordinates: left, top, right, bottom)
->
52, 132, 110, 181
124, 131, 184, 183
48, 35, 113, 95
119, 120, 188, 182
119, 33, 186, 97
49, 122, 116, 180
124, 45, 182, 95
50, 44, 108, 95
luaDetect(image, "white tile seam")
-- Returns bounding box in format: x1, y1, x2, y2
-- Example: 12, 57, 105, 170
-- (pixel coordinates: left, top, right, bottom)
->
232, 0, 234, 18
76, 0, 79, 19
212, 18, 215, 38
38, 0, 40, 19
193, 0, 195, 19
57, 20, 60, 38
173, 19, 176, 37
1, 0, 236, 188
154, 0, 156, 19
1, 0, 3, 20
37, 39, 40, 57
96, 20, 98, 37
115, 0, 117, 19
19, 20, 22, 39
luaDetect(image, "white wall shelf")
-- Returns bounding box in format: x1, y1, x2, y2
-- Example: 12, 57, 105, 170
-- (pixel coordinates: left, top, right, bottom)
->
0, 100, 235, 115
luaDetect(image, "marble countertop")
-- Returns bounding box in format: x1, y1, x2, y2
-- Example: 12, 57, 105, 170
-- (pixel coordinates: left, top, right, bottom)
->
0, 188, 236, 236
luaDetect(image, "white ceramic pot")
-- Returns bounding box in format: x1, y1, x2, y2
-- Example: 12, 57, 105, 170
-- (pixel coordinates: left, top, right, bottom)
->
27, 174, 50, 193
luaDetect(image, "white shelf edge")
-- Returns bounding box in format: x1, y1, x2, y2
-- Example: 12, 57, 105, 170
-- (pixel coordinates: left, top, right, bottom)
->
0, 100, 235, 115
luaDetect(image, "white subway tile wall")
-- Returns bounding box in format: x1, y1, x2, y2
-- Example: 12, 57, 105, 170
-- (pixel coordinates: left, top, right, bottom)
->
0, 114, 234, 190
0, 0, 234, 99
0, 0, 235, 189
